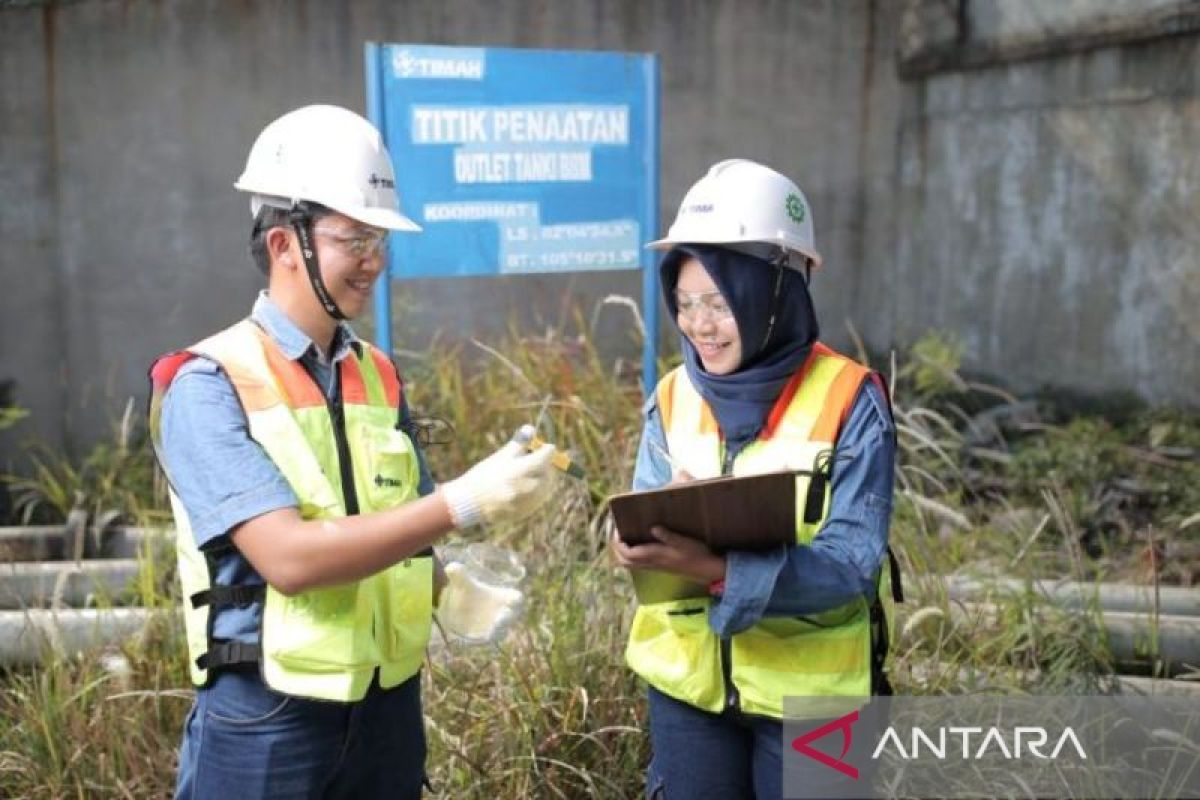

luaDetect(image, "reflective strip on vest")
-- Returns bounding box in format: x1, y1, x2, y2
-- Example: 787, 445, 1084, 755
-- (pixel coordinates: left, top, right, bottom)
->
149, 319, 431, 702
625, 343, 875, 718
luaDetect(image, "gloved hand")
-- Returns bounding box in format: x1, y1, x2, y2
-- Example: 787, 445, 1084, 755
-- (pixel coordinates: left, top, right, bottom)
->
436, 560, 526, 645
440, 425, 558, 528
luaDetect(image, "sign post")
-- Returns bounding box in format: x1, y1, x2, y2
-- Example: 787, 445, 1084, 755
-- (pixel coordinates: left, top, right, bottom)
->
364, 43, 660, 393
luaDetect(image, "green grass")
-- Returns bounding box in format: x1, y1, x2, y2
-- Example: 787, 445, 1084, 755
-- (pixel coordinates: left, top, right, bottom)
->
0, 320, 1196, 798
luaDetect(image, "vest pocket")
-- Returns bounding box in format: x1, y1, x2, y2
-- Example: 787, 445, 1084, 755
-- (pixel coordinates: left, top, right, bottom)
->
381, 557, 433, 663
626, 598, 724, 712
266, 584, 373, 672
362, 430, 419, 509
730, 607, 872, 716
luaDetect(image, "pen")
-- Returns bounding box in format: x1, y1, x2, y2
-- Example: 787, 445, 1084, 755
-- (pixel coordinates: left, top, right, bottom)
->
648, 438, 686, 476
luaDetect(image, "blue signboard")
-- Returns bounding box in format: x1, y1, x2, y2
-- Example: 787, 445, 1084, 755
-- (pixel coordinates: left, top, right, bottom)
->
364, 42, 661, 391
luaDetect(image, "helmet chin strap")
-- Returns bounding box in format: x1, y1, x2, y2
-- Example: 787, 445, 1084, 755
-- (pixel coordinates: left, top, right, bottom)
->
288, 204, 347, 321
759, 251, 788, 352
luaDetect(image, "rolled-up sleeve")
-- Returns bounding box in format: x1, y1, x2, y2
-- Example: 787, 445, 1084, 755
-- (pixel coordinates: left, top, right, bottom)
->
709, 378, 895, 637
159, 359, 298, 550
631, 394, 674, 492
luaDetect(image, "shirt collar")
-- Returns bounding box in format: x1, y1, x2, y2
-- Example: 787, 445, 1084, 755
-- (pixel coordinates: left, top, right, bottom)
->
250, 291, 362, 363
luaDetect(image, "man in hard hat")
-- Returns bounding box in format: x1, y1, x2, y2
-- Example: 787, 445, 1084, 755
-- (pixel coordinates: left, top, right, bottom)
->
612, 159, 899, 799
149, 104, 558, 798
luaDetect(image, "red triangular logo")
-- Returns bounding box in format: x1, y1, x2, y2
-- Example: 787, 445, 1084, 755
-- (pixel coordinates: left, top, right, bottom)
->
790, 709, 860, 779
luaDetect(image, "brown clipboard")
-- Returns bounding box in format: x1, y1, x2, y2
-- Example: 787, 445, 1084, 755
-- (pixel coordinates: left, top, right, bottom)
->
609, 470, 800, 604
609, 470, 798, 551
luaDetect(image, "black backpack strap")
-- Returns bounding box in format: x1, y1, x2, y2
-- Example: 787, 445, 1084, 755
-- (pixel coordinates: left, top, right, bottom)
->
196, 640, 262, 671
869, 596, 893, 696
802, 449, 834, 524
190, 584, 266, 609
886, 546, 904, 603
869, 547, 904, 696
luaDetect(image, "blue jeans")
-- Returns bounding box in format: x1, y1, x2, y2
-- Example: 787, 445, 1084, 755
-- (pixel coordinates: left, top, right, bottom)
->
645, 688, 875, 800
645, 686, 784, 800
175, 669, 426, 800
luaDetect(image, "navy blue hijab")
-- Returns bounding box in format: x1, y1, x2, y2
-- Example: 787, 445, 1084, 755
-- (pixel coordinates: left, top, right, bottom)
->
661, 244, 819, 458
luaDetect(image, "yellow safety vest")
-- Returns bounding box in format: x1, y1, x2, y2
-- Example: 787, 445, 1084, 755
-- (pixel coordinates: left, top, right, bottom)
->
149, 320, 432, 702
625, 343, 894, 719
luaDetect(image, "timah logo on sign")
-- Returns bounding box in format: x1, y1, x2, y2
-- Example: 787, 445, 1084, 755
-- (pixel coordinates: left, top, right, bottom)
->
791, 709, 861, 779
392, 47, 485, 80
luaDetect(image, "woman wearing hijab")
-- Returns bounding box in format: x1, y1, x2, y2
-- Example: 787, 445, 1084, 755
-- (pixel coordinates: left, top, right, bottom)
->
613, 160, 899, 800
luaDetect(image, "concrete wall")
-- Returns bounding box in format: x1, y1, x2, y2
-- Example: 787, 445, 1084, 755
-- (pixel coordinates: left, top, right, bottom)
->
0, 0, 1197, 465
878, 0, 1200, 402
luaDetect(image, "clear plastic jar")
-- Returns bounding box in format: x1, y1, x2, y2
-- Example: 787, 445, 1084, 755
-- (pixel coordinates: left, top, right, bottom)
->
437, 543, 526, 644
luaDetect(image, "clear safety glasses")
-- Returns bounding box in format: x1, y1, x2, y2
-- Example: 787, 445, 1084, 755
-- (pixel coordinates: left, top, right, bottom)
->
674, 289, 733, 322
311, 226, 389, 260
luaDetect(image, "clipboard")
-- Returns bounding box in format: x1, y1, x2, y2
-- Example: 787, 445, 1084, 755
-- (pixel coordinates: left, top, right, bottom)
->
609, 470, 802, 604
610, 470, 798, 551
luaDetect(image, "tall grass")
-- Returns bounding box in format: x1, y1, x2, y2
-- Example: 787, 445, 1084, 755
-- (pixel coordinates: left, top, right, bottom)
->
0, 317, 1196, 797
400, 309, 648, 798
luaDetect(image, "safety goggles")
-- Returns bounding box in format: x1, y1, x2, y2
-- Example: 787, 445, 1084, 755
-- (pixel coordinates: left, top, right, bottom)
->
674, 289, 733, 322
311, 226, 389, 259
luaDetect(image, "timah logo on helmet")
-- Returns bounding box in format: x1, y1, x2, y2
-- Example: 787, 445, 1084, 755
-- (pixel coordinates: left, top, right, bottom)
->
374, 474, 402, 489
367, 173, 395, 189
791, 709, 861, 779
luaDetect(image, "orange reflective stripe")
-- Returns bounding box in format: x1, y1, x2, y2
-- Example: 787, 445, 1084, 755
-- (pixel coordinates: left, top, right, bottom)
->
218, 359, 285, 413
811, 342, 835, 359
257, 336, 324, 411
810, 358, 869, 442
341, 357, 368, 406
367, 348, 401, 408
656, 369, 679, 428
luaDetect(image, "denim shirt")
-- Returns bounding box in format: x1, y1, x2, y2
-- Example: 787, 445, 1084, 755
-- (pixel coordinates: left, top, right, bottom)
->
158, 291, 434, 642
631, 376, 895, 639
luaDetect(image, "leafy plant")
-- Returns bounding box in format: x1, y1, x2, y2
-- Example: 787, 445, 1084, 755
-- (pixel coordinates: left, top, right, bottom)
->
5, 399, 169, 527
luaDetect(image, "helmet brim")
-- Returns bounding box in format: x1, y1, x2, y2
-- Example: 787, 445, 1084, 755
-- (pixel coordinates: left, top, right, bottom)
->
645, 236, 822, 270
349, 206, 422, 233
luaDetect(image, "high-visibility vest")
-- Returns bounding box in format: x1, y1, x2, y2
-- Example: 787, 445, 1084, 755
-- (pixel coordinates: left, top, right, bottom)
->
625, 343, 894, 719
149, 319, 432, 702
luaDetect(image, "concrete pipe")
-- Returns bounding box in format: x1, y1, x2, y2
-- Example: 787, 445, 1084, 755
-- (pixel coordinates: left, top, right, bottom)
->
905, 662, 1200, 699
0, 607, 174, 667
0, 559, 143, 609
939, 575, 1200, 618
911, 601, 1200, 677
0, 526, 172, 561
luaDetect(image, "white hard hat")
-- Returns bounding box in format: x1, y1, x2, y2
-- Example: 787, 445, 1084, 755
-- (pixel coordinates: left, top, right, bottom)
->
235, 104, 420, 232
648, 158, 821, 269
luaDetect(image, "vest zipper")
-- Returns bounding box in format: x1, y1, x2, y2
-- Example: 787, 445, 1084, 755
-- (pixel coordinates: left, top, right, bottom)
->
719, 443, 739, 712
720, 636, 739, 713
299, 361, 360, 515
327, 395, 360, 515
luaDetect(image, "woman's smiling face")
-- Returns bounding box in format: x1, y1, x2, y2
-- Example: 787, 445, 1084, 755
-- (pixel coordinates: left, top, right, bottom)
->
675, 257, 742, 375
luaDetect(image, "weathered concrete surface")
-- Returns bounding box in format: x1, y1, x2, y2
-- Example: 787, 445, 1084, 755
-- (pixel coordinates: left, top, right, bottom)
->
881, 33, 1200, 402
0, 0, 1197, 466
899, 0, 1200, 75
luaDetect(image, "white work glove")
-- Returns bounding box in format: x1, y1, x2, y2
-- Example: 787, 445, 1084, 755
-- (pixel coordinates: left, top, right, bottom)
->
441, 425, 557, 528
436, 561, 526, 645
